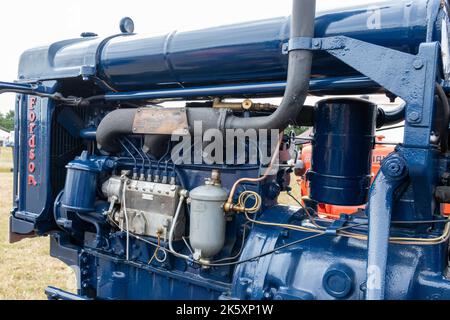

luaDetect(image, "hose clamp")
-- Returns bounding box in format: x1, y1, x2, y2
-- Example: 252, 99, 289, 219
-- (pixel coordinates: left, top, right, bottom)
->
283, 37, 316, 54
282, 37, 346, 54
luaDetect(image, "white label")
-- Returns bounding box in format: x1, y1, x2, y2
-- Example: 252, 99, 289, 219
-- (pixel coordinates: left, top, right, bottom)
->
142, 194, 154, 201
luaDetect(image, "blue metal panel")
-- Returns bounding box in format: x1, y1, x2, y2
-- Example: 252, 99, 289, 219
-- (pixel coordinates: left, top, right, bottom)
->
94, 256, 228, 300
98, 0, 433, 91
17, 0, 442, 95
11, 83, 58, 234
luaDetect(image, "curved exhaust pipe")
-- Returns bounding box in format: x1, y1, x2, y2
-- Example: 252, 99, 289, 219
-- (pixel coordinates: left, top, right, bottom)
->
224, 0, 315, 130
96, 109, 138, 153
96, 0, 316, 153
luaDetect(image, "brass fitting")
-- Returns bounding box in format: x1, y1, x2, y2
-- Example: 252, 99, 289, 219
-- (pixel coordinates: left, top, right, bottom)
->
211, 169, 221, 185
206, 169, 222, 186
223, 202, 246, 213
212, 98, 277, 111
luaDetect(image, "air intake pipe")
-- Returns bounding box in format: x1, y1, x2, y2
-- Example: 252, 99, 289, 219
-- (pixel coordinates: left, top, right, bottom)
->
96, 0, 316, 152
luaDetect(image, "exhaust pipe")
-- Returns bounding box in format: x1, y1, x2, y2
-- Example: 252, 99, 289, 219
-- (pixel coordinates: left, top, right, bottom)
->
224, 0, 315, 130
96, 0, 316, 152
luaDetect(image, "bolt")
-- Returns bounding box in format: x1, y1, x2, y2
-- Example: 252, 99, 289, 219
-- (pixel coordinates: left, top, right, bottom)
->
413, 59, 424, 70
388, 163, 401, 175
239, 279, 250, 286
281, 230, 290, 238
383, 158, 406, 178
242, 100, 253, 110
360, 282, 367, 292
105, 159, 115, 169
312, 38, 321, 48
408, 111, 420, 122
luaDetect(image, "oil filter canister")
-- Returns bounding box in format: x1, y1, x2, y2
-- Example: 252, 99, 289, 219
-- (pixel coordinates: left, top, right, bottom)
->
189, 171, 228, 261
61, 151, 102, 212
308, 98, 377, 206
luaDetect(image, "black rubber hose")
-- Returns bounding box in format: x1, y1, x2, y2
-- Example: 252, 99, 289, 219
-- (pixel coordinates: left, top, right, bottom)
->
96, 108, 137, 153
436, 83, 450, 152
76, 212, 105, 247
293, 105, 315, 127
376, 103, 406, 128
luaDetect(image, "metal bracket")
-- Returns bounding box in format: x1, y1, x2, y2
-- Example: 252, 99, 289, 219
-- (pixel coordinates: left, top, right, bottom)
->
0, 81, 52, 95
80, 66, 96, 81
285, 35, 440, 148
325, 215, 351, 236
283, 37, 313, 53
283, 37, 346, 54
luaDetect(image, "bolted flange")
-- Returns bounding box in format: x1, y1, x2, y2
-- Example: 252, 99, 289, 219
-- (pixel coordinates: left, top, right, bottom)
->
382, 156, 408, 179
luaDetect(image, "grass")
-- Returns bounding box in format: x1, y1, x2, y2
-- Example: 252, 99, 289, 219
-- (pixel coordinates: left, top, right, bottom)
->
0, 147, 13, 173
0, 148, 76, 300
278, 175, 301, 206
0, 147, 300, 300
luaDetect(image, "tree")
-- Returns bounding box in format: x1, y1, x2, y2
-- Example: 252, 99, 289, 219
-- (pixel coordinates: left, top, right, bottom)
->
0, 110, 14, 131
287, 125, 310, 136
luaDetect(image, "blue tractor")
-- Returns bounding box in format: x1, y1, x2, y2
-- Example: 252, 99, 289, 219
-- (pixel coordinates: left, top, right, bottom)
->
5, 0, 450, 300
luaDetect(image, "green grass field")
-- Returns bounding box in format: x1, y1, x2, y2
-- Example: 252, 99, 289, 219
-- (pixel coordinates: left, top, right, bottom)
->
0, 148, 76, 300
0, 147, 13, 173
0, 147, 299, 300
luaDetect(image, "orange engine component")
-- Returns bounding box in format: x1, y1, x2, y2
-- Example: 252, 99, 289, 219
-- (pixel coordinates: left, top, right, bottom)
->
297, 136, 395, 219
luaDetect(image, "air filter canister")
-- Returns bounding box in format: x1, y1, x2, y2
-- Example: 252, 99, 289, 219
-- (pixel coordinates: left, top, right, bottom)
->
308, 98, 377, 206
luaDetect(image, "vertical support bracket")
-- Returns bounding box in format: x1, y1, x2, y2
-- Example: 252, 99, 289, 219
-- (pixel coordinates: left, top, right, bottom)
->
366, 154, 408, 300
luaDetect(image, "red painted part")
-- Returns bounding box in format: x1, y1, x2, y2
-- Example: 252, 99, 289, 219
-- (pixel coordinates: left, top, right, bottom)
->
443, 204, 450, 215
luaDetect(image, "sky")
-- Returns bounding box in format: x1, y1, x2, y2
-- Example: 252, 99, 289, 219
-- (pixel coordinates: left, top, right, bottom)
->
0, 0, 384, 113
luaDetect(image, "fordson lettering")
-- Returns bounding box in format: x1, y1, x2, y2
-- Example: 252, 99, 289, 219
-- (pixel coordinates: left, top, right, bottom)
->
28, 96, 37, 186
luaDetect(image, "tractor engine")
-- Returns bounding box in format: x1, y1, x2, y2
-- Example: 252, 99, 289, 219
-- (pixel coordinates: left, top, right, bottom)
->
7, 0, 450, 300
